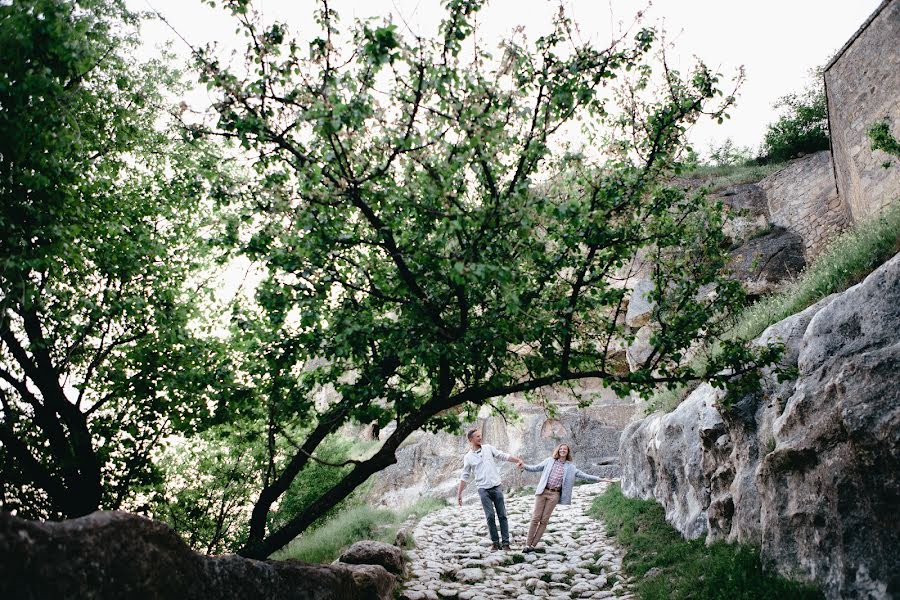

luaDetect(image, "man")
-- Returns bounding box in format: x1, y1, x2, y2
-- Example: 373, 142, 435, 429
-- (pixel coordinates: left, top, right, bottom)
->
457, 429, 523, 551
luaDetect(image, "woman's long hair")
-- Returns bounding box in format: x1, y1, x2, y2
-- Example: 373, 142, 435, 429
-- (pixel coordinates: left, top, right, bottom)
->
551, 443, 573, 462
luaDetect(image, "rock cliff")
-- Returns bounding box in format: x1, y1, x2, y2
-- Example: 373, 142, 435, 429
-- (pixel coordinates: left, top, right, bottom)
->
619, 251, 900, 599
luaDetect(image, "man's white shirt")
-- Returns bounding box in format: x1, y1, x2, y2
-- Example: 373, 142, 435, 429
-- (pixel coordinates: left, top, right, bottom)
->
460, 444, 511, 490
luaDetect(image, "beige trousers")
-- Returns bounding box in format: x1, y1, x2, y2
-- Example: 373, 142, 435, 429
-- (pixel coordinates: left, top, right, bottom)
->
526, 489, 560, 547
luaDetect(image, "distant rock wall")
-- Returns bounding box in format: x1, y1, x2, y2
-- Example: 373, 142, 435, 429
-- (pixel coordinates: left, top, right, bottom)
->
825, 0, 900, 222
758, 151, 849, 259
619, 251, 900, 599
367, 382, 633, 508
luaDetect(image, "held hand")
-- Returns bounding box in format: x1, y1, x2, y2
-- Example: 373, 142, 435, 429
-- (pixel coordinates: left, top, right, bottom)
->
517, 461, 525, 470
457, 494, 462, 507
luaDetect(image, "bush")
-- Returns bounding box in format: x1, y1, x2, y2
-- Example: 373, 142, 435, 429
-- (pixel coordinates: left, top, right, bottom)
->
707, 138, 753, 167
760, 70, 829, 163
589, 483, 823, 599
268, 436, 376, 533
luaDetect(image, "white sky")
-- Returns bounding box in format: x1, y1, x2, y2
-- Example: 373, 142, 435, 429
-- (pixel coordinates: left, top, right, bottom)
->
131, 0, 882, 155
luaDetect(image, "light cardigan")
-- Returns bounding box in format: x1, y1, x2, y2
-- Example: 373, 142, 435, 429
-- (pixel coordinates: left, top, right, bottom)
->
522, 458, 600, 505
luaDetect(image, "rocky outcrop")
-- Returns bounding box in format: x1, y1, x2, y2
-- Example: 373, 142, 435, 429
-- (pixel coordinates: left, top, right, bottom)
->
619, 251, 900, 599
338, 541, 405, 576
0, 511, 396, 600
727, 227, 806, 297
367, 383, 633, 508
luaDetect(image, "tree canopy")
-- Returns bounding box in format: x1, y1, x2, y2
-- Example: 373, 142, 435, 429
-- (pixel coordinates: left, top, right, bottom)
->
0, 0, 779, 560
0, 0, 227, 519
190, 0, 773, 558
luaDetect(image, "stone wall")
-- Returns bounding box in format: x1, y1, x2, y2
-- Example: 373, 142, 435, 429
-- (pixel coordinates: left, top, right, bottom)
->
758, 151, 849, 259
825, 0, 900, 223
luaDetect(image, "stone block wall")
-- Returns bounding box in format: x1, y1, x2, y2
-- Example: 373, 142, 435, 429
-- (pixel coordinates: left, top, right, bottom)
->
824, 0, 900, 223
758, 151, 849, 260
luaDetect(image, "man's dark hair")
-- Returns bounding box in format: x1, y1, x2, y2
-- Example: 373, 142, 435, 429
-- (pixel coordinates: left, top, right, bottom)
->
466, 429, 479, 441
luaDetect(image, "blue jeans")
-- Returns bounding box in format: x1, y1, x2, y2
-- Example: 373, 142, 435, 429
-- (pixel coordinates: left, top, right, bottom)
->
477, 485, 509, 545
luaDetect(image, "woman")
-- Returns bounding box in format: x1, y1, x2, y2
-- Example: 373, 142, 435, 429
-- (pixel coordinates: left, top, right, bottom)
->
519, 443, 600, 552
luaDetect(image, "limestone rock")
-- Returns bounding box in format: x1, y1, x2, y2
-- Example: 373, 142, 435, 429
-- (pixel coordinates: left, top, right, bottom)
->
625, 325, 654, 372
619, 383, 725, 539
339, 540, 405, 575
0, 511, 396, 600
758, 252, 900, 598
619, 251, 900, 598
624, 279, 655, 328
727, 226, 805, 296
717, 183, 771, 246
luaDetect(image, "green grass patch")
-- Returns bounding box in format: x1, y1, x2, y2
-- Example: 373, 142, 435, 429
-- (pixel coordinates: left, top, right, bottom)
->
590, 483, 823, 599
681, 162, 786, 192
728, 199, 900, 342
648, 198, 900, 414
275, 496, 446, 563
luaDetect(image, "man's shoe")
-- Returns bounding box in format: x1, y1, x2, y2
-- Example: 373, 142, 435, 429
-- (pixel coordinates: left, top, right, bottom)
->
523, 546, 534, 553
501, 543, 511, 551
491, 542, 500, 551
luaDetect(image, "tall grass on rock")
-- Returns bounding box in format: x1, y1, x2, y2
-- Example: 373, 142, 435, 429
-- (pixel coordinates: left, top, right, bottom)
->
276, 497, 446, 564
590, 483, 823, 599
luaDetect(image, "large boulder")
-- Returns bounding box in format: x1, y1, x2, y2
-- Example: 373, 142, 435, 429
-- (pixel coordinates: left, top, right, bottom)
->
727, 226, 806, 296
758, 252, 900, 598
619, 382, 725, 539
0, 511, 396, 600
619, 251, 900, 599
339, 541, 404, 576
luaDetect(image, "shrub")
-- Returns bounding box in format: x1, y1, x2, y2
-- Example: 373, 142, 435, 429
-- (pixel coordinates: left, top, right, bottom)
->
760, 70, 829, 163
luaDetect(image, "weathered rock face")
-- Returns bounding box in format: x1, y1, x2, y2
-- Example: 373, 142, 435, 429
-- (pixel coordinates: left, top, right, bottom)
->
619, 251, 900, 599
367, 382, 634, 508
727, 227, 806, 297
718, 183, 771, 246
338, 540, 405, 576
0, 511, 396, 600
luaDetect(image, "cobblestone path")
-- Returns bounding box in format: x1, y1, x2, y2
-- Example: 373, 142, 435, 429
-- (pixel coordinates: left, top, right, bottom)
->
400, 480, 634, 600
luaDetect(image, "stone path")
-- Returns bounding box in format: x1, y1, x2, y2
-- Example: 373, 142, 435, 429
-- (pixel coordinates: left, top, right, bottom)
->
400, 480, 633, 600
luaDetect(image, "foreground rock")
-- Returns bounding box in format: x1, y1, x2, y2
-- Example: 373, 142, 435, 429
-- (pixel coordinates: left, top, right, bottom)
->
339, 540, 405, 575
620, 251, 900, 599
0, 511, 396, 600
401, 480, 633, 600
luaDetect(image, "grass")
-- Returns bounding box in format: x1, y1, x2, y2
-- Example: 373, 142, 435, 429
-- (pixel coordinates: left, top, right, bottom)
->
727, 199, 900, 342
589, 483, 823, 600
275, 496, 447, 563
680, 161, 786, 192
648, 198, 900, 413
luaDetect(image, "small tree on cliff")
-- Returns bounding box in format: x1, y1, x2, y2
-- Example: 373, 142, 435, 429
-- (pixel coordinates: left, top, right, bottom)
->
194, 0, 775, 558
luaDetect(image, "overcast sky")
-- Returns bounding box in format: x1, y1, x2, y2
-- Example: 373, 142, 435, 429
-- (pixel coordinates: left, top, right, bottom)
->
131, 0, 882, 155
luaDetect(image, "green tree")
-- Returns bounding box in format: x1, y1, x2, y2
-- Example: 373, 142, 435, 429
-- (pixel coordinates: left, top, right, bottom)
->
760, 69, 829, 163
0, 0, 226, 519
193, 0, 775, 558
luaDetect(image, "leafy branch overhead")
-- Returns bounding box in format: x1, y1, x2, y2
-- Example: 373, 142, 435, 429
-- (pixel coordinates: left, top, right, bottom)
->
187, 0, 775, 558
